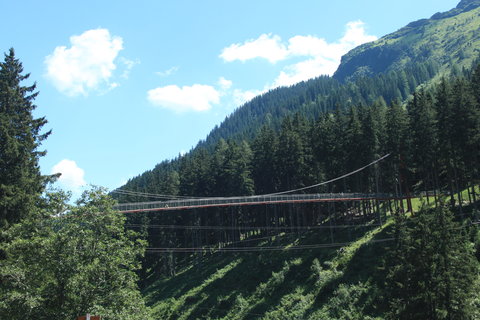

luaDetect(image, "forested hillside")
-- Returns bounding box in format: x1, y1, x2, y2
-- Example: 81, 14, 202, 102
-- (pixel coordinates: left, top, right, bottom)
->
120, 62, 480, 269
112, 1, 480, 318
334, 0, 480, 81
120, 58, 480, 320
118, 0, 480, 197
2, 1, 480, 319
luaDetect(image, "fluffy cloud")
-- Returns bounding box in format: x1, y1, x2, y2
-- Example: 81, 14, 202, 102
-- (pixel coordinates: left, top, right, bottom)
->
147, 84, 221, 112
341, 21, 378, 47
220, 33, 288, 63
51, 159, 86, 191
218, 77, 233, 90
273, 21, 377, 87
45, 28, 124, 96
220, 21, 377, 88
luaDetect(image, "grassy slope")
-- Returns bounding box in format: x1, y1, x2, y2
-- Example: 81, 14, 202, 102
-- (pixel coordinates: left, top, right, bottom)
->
334, 4, 480, 81
144, 192, 480, 319
144, 217, 395, 319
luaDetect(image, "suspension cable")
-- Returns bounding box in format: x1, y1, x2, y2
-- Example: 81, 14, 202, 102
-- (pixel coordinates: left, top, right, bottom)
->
113, 153, 391, 202
262, 153, 390, 196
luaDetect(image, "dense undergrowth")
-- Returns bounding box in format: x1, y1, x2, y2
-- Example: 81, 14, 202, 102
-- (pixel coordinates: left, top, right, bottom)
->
144, 213, 392, 319
143, 196, 479, 320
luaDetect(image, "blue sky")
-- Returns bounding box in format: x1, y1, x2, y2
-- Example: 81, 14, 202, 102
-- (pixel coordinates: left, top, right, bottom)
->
0, 0, 459, 197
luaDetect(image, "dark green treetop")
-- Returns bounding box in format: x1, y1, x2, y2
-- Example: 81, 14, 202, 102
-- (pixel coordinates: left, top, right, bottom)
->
0, 48, 55, 228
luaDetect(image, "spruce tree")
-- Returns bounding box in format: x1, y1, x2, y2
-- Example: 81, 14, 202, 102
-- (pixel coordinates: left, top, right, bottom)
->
0, 48, 53, 228
470, 63, 480, 104
387, 203, 478, 319
407, 89, 438, 197
385, 100, 410, 195
344, 106, 364, 191
252, 125, 279, 194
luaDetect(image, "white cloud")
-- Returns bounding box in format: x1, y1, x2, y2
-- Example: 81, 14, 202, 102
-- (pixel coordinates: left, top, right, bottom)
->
273, 58, 340, 87
233, 88, 263, 106
287, 35, 331, 57
156, 66, 179, 77
341, 21, 378, 48
147, 84, 220, 112
220, 33, 288, 64
51, 159, 86, 191
45, 28, 124, 96
218, 77, 233, 90
275, 21, 377, 87
221, 21, 377, 88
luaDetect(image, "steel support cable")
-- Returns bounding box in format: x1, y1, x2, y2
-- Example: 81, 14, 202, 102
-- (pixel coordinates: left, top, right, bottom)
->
113, 154, 391, 204
112, 190, 177, 199
112, 189, 202, 200
125, 223, 381, 231
142, 221, 480, 253
144, 238, 395, 253
115, 193, 393, 213
261, 153, 391, 196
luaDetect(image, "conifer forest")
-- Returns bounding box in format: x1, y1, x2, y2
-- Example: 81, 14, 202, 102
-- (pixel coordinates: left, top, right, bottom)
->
2, 0, 480, 319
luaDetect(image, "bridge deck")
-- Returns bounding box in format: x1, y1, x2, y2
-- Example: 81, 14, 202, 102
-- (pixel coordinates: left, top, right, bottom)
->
114, 193, 396, 213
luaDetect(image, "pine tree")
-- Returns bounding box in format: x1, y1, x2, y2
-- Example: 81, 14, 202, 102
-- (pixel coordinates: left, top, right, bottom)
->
344, 106, 364, 191
276, 115, 311, 191
252, 125, 279, 194
387, 203, 478, 319
435, 79, 457, 205
385, 100, 410, 195
0, 48, 54, 228
407, 89, 439, 198
471, 63, 480, 104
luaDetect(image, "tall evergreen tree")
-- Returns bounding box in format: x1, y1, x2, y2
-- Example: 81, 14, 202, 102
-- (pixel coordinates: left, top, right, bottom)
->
471, 63, 480, 105
450, 79, 480, 192
385, 100, 410, 194
276, 115, 311, 191
344, 106, 364, 191
387, 204, 478, 320
408, 89, 439, 197
0, 48, 54, 228
435, 79, 457, 204
252, 125, 279, 194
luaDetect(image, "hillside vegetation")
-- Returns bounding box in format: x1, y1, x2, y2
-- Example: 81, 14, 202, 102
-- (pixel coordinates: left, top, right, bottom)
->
124, 63, 480, 319
119, 0, 480, 196
111, 1, 480, 318
334, 0, 480, 81
1, 1, 479, 319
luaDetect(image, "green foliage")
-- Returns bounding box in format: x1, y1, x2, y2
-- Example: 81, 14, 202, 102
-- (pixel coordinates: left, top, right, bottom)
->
118, 61, 480, 283
335, 1, 480, 82
386, 203, 479, 319
0, 188, 152, 320
110, 3, 480, 317
309, 282, 380, 320
0, 48, 55, 228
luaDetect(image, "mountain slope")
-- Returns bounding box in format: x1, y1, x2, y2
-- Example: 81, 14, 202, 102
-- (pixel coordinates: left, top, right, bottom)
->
118, 1, 480, 318
118, 0, 480, 199
197, 0, 480, 151
334, 0, 480, 81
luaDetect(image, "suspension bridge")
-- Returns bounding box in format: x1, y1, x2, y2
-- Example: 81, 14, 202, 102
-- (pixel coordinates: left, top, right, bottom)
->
113, 153, 401, 213
113, 192, 398, 213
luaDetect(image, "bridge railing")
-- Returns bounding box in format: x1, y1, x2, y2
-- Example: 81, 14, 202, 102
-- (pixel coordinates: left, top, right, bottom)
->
113, 193, 395, 213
